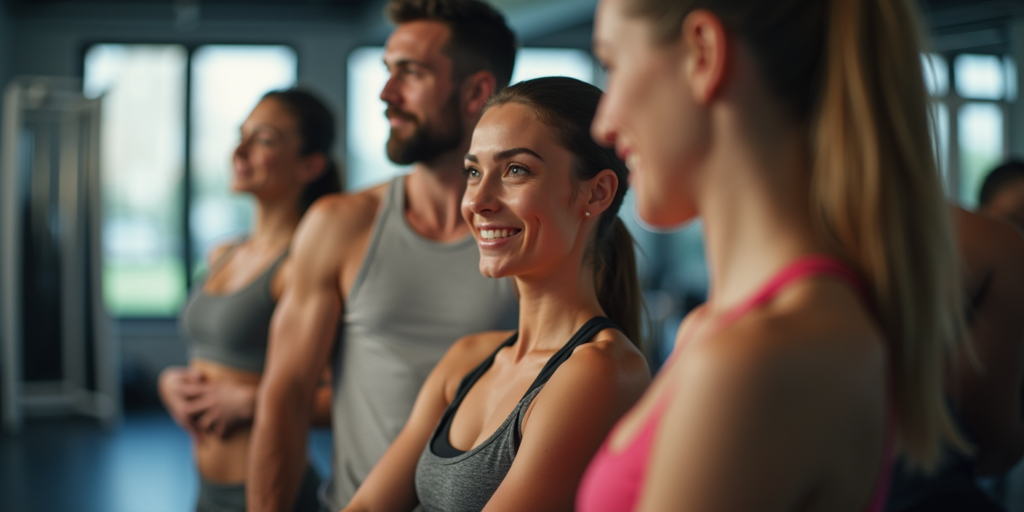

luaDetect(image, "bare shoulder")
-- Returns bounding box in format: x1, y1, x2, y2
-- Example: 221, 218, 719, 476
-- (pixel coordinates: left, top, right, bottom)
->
290, 185, 388, 263
569, 328, 650, 383
206, 239, 242, 268
683, 286, 886, 412
958, 207, 1024, 266
538, 328, 651, 409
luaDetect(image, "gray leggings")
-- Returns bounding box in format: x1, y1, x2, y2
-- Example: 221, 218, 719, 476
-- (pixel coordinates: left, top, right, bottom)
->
196, 465, 321, 512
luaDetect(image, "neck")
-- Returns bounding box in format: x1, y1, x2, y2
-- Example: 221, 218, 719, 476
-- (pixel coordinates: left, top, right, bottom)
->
511, 250, 604, 360
698, 102, 825, 314
250, 194, 301, 252
405, 146, 473, 241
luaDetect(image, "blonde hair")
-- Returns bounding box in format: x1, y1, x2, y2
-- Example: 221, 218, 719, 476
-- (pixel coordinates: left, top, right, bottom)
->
626, 0, 968, 472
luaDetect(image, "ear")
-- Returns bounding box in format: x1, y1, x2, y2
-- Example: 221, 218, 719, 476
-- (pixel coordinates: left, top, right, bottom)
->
461, 70, 498, 118
299, 152, 328, 184
680, 9, 729, 105
583, 169, 619, 218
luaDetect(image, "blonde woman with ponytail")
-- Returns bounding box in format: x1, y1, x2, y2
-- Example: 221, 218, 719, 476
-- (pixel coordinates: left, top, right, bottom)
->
578, 0, 966, 511
342, 77, 650, 512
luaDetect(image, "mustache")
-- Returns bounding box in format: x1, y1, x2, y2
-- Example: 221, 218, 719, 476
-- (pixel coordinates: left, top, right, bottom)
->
385, 107, 417, 123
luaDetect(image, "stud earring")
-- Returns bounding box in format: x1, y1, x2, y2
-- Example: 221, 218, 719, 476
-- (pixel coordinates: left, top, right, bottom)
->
585, 211, 591, 217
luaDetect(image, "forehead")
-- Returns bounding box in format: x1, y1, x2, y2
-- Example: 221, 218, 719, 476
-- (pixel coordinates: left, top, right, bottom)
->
245, 98, 297, 130
384, 20, 453, 66
470, 103, 566, 160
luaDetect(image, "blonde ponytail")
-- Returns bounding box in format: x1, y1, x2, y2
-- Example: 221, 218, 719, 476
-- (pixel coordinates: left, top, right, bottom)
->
811, 0, 968, 471
625, 0, 969, 472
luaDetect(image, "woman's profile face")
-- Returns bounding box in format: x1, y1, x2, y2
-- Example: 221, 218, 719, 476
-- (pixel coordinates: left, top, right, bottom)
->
462, 103, 592, 280
591, 0, 704, 228
232, 98, 307, 200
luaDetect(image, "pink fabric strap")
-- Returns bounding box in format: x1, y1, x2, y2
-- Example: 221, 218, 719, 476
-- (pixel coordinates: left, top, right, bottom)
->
718, 255, 868, 326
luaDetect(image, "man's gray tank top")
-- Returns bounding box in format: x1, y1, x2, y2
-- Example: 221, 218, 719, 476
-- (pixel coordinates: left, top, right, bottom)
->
321, 175, 518, 510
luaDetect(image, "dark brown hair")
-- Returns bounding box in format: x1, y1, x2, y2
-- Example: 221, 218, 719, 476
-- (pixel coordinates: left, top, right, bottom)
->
979, 160, 1024, 207
387, 0, 517, 90
262, 88, 345, 214
488, 77, 644, 347
621, 0, 967, 471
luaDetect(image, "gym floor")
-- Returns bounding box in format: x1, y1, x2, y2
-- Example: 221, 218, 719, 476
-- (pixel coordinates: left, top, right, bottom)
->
0, 409, 332, 512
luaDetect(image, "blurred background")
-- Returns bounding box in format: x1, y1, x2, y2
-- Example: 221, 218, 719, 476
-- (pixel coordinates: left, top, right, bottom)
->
0, 0, 1022, 510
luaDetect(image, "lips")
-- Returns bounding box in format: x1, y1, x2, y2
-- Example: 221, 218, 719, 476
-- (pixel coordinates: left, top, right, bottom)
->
385, 107, 417, 125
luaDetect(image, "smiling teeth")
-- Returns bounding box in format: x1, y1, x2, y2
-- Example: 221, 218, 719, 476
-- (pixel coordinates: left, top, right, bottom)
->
480, 229, 517, 240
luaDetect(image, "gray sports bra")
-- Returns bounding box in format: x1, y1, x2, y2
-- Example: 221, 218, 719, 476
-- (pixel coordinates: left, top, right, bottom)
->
179, 246, 287, 374
414, 317, 620, 512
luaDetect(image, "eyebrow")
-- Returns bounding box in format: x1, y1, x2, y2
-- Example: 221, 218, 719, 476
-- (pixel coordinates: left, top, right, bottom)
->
383, 58, 431, 70
465, 147, 545, 163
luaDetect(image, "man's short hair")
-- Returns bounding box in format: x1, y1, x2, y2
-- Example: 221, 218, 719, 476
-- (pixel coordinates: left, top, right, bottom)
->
979, 160, 1024, 206
387, 0, 517, 90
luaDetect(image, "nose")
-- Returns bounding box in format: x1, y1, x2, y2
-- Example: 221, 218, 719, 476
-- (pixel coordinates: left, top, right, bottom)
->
234, 136, 249, 160
591, 94, 618, 147
380, 73, 400, 106
466, 174, 500, 216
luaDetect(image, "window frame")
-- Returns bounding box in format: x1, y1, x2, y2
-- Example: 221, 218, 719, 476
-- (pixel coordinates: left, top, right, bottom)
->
79, 40, 300, 320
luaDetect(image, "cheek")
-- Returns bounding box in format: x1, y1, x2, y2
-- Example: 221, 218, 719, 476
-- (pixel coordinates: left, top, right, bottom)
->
627, 75, 705, 226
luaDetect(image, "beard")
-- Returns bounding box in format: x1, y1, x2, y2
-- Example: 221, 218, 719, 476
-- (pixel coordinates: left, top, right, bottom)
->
385, 91, 464, 165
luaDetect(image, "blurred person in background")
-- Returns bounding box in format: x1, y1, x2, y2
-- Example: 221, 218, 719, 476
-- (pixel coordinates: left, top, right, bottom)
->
579, 0, 969, 511
159, 88, 342, 512
978, 161, 1024, 231
245, 1, 520, 511
886, 207, 1024, 512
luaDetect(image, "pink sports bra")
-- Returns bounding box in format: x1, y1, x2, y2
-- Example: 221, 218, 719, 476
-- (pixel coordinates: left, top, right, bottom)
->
576, 255, 895, 512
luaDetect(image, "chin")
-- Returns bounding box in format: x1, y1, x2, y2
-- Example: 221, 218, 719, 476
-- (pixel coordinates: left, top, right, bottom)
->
636, 202, 697, 230
478, 261, 513, 280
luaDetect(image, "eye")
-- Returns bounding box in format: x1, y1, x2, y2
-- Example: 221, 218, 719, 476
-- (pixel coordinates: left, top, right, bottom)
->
507, 164, 529, 177
463, 166, 481, 179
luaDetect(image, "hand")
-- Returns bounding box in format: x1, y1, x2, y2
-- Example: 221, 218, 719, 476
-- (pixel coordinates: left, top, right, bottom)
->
188, 379, 258, 439
157, 366, 205, 436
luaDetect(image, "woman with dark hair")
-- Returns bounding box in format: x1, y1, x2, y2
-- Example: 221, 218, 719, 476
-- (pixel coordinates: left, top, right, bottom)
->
341, 76, 651, 512
578, 0, 967, 511
158, 87, 343, 512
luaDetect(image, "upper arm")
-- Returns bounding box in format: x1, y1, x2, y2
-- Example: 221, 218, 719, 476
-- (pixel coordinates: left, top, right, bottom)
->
345, 334, 498, 512
262, 196, 366, 400
483, 340, 650, 512
956, 219, 1024, 474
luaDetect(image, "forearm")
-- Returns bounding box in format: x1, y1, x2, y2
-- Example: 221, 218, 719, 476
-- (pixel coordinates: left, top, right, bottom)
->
247, 378, 316, 511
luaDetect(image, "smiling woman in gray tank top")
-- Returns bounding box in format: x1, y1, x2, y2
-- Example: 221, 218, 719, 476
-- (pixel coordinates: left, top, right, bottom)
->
158, 88, 342, 512
342, 77, 652, 512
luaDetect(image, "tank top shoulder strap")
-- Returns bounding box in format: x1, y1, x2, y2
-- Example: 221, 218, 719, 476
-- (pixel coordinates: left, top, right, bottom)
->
255, 248, 289, 300
719, 255, 867, 326
524, 316, 621, 398
347, 176, 404, 303
205, 238, 246, 277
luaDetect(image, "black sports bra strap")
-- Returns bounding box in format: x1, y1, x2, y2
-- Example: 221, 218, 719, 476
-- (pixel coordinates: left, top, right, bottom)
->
523, 316, 620, 399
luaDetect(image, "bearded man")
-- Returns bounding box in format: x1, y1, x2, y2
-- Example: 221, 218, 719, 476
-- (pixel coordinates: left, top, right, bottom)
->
246, 1, 518, 510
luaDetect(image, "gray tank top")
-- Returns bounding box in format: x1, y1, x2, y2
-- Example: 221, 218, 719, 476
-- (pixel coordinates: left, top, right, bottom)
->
414, 317, 619, 512
321, 176, 519, 510
180, 246, 287, 374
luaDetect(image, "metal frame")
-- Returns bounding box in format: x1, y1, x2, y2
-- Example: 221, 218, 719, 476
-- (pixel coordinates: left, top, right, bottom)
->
1, 76, 120, 433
